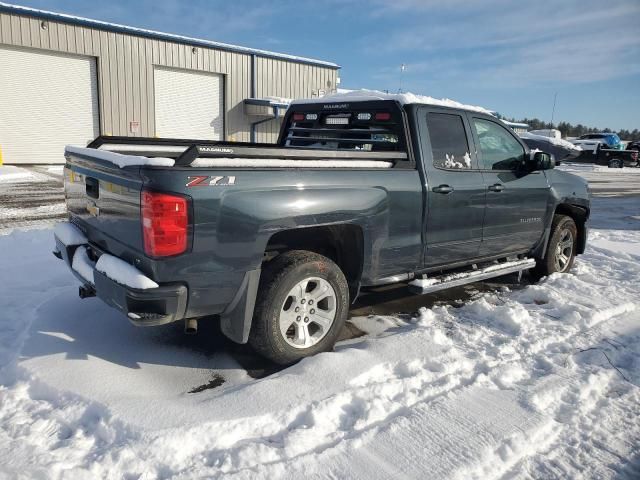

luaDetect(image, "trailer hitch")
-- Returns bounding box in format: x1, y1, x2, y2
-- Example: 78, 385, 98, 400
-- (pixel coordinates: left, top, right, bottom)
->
79, 285, 96, 299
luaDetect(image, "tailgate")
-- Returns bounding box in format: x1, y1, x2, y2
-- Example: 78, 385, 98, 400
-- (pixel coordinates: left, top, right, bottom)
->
64, 150, 144, 252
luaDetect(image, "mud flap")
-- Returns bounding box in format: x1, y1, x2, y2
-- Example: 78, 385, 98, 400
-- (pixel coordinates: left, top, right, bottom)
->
220, 268, 261, 344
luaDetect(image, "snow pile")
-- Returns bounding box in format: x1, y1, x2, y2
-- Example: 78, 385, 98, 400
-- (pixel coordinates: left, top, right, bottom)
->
0, 196, 639, 478
0, 165, 34, 182
190, 157, 393, 169
292, 88, 493, 114
95, 253, 159, 289
65, 146, 175, 168
54, 221, 87, 246
520, 131, 582, 151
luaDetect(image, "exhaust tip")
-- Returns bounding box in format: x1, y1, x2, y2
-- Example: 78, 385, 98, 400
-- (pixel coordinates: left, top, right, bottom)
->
184, 318, 198, 335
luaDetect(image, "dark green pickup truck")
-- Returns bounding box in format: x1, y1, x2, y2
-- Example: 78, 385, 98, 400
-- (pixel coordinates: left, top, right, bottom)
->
54, 94, 590, 364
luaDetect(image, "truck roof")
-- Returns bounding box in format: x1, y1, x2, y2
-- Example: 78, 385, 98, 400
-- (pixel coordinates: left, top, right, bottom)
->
290, 89, 493, 115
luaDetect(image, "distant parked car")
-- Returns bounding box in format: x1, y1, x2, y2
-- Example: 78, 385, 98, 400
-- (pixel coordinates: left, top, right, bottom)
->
572, 133, 622, 152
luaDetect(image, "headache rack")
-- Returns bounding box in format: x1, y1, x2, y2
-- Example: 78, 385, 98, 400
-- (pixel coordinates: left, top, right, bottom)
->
86, 135, 409, 167
280, 99, 410, 154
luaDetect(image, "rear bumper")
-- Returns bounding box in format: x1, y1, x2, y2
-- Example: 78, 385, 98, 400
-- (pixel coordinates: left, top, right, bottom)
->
54, 236, 188, 327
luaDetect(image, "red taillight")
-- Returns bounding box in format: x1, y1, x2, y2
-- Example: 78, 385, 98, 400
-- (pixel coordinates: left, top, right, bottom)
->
141, 191, 189, 257
293, 113, 305, 121
375, 112, 391, 121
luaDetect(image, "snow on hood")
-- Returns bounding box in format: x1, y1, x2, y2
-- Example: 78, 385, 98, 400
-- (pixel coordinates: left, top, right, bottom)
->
291, 89, 493, 114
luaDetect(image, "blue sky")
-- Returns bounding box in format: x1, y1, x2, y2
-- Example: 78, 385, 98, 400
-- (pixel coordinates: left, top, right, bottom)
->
16, 0, 640, 131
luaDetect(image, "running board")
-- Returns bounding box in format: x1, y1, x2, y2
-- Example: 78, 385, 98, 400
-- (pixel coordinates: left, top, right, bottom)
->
408, 258, 536, 295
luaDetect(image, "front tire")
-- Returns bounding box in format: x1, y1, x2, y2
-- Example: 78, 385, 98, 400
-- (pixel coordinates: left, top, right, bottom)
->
534, 215, 577, 278
249, 250, 349, 365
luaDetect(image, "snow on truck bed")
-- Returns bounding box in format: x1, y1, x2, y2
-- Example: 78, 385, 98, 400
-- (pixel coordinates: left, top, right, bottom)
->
1, 196, 639, 479
65, 146, 394, 169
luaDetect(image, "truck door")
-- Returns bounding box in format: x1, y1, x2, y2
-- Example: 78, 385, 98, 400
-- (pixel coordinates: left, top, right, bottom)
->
469, 116, 550, 257
419, 108, 486, 267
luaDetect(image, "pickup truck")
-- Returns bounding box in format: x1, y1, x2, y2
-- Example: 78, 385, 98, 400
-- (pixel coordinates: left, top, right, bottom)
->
575, 142, 639, 168
53, 93, 590, 364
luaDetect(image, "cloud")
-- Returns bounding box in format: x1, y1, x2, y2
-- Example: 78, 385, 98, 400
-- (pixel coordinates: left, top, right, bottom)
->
361, 0, 640, 87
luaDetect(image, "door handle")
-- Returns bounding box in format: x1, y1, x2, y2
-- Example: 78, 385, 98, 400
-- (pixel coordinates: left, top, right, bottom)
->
432, 184, 454, 194
488, 184, 504, 192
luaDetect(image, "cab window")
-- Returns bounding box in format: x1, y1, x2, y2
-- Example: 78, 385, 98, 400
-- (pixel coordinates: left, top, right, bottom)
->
426, 113, 472, 170
473, 118, 525, 170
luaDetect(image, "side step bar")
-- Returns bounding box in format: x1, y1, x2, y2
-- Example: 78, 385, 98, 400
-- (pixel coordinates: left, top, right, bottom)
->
408, 258, 536, 295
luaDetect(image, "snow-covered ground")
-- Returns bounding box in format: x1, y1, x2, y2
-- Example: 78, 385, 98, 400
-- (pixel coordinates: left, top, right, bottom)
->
0, 194, 639, 479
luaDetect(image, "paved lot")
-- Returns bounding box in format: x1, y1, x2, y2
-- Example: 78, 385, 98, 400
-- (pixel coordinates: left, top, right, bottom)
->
559, 162, 640, 197
0, 165, 65, 232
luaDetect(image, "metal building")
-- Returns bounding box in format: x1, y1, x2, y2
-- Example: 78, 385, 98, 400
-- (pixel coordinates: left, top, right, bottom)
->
0, 3, 339, 164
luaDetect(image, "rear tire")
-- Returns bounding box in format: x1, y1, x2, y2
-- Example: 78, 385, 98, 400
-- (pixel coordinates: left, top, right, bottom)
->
533, 215, 577, 278
249, 250, 349, 365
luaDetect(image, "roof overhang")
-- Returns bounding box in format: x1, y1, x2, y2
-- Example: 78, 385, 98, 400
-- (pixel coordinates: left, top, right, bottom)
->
244, 98, 290, 117
0, 2, 340, 69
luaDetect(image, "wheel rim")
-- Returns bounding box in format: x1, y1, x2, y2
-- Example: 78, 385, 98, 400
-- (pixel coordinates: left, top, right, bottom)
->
554, 228, 574, 272
279, 277, 337, 349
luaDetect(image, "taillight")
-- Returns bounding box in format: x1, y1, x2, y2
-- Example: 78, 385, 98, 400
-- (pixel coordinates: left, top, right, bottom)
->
292, 113, 305, 121
375, 112, 391, 121
141, 190, 189, 257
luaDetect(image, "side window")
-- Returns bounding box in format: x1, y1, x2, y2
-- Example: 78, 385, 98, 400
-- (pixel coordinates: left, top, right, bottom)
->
426, 113, 472, 170
472, 118, 525, 170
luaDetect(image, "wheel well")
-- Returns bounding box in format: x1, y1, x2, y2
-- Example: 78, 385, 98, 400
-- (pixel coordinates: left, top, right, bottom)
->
265, 225, 364, 299
555, 204, 589, 254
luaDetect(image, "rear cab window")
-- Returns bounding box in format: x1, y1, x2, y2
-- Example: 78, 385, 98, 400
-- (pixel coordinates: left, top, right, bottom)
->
282, 100, 406, 153
278, 100, 414, 169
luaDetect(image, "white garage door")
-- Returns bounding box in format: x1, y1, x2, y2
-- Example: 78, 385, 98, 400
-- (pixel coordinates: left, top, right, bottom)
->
0, 46, 99, 164
154, 66, 224, 140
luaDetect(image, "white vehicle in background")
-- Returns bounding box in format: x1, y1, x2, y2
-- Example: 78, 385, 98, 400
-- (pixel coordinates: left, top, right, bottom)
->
528, 129, 562, 139
571, 133, 623, 152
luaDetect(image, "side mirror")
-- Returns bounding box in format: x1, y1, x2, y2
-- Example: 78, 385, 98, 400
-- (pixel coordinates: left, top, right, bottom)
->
531, 151, 555, 170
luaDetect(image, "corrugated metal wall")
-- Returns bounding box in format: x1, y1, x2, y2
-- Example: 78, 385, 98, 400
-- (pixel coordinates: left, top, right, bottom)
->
0, 11, 337, 143
253, 57, 338, 141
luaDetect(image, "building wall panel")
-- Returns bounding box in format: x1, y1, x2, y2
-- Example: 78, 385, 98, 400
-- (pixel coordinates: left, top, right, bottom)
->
0, 10, 338, 146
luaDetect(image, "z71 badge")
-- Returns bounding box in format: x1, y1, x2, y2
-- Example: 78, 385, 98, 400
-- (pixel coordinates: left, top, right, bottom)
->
186, 176, 236, 187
